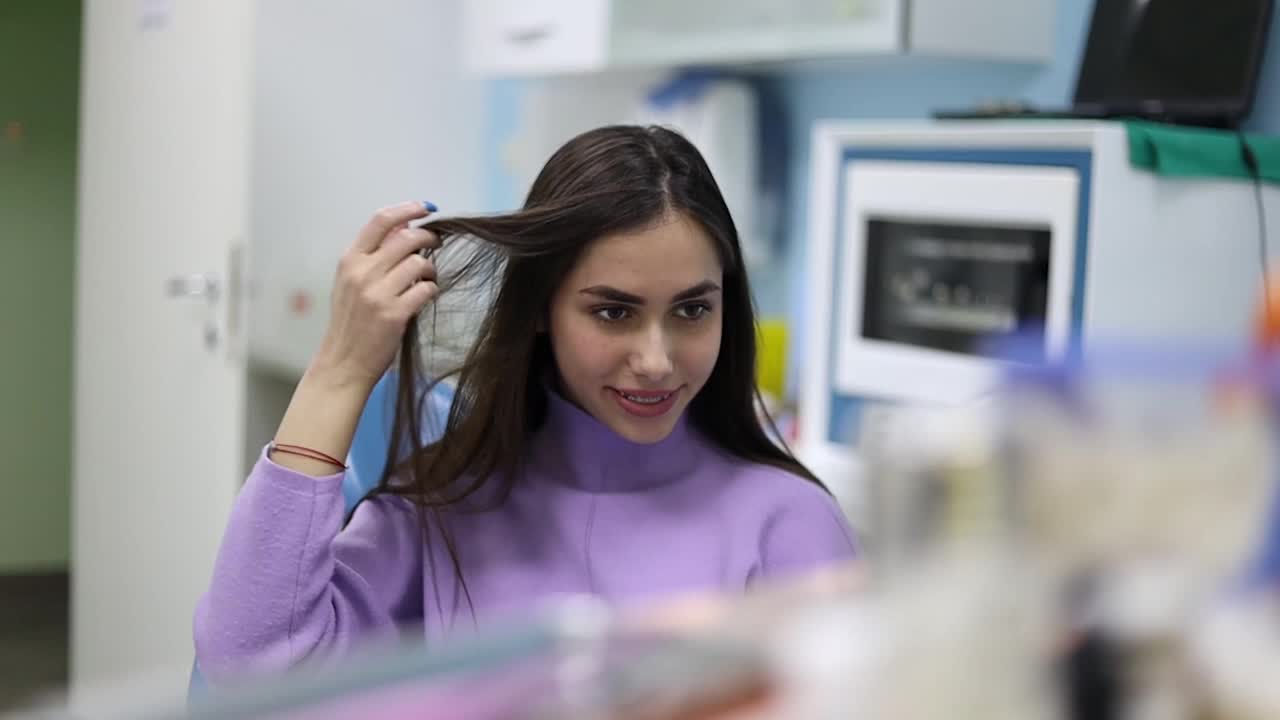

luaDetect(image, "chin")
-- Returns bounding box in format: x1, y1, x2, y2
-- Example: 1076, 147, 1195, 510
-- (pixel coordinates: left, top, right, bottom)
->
609, 417, 680, 445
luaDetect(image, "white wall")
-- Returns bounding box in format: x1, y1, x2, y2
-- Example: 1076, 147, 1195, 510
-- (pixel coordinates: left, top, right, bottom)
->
247, 0, 484, 378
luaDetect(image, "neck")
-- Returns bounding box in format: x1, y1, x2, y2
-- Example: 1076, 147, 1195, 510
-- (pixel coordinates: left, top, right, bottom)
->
530, 386, 699, 492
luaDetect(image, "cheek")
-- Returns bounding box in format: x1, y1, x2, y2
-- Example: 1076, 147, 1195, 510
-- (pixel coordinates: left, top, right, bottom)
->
551, 314, 619, 379
677, 322, 722, 384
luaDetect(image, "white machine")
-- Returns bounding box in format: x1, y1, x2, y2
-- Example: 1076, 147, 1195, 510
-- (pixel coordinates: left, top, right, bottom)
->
796, 121, 1279, 505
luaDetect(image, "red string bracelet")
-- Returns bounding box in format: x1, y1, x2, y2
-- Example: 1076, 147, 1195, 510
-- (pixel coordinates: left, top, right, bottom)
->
268, 441, 348, 470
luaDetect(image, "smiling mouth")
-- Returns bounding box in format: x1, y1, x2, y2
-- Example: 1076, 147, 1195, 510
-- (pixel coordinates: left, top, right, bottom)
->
618, 391, 674, 404
608, 386, 683, 418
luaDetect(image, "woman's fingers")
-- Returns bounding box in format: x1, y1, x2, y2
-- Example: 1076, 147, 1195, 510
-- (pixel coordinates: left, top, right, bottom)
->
382, 252, 436, 296
396, 279, 440, 316
314, 202, 442, 389
372, 227, 441, 271
351, 201, 432, 254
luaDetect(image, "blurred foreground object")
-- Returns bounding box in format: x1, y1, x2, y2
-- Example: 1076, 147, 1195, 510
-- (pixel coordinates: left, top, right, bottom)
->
853, 343, 1280, 719
16, 351, 1280, 718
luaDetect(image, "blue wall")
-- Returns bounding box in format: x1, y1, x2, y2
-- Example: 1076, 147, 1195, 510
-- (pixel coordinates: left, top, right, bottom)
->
484, 0, 1280, 395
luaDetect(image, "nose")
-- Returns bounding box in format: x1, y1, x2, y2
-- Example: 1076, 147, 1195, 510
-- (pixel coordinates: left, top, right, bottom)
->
629, 323, 673, 381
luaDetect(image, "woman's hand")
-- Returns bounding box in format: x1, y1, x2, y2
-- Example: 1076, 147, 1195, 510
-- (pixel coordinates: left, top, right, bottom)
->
269, 202, 441, 477
310, 201, 442, 392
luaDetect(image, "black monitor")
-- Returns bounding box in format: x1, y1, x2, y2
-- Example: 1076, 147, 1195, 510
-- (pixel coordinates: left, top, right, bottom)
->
1073, 0, 1275, 127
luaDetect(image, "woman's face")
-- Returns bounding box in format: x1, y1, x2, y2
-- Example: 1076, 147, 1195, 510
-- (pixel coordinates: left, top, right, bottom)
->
548, 210, 724, 444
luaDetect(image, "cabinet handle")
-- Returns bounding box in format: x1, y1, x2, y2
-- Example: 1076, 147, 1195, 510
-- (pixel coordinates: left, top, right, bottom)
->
506, 25, 552, 45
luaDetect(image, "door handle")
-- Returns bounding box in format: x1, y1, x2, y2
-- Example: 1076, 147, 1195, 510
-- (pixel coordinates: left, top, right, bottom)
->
164, 273, 221, 350
165, 273, 220, 302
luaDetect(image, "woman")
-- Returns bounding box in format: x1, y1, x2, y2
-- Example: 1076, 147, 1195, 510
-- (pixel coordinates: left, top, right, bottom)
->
194, 125, 857, 682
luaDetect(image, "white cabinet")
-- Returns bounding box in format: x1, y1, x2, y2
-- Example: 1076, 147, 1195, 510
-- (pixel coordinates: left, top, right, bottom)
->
609, 0, 902, 66
908, 0, 1059, 62
465, 0, 1055, 75
463, 0, 611, 74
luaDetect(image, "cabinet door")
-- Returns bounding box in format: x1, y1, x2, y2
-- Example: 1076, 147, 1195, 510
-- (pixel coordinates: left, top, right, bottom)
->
609, 0, 903, 66
74, 0, 252, 698
909, 0, 1053, 61
464, 0, 610, 74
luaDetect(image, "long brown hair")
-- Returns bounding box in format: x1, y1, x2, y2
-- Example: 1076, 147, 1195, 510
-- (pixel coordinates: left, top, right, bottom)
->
373, 125, 820, 604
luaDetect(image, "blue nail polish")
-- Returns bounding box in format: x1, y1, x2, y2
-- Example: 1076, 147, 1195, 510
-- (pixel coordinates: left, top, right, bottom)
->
422, 201, 438, 213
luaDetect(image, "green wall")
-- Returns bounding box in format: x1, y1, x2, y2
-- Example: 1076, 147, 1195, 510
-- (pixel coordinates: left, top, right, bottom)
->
0, 0, 80, 572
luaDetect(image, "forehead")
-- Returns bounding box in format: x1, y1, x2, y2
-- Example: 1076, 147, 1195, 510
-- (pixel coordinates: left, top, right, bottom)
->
566, 212, 723, 291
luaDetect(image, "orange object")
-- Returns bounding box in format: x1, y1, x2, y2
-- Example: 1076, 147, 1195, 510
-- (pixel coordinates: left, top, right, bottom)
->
1210, 273, 1280, 414
1254, 272, 1280, 355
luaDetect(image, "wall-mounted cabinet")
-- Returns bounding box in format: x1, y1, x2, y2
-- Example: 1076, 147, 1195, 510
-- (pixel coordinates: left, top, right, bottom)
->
464, 0, 1056, 75
463, 0, 611, 75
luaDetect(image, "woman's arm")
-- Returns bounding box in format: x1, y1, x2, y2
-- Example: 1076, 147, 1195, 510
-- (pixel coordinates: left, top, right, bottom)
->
192, 454, 423, 683
271, 200, 441, 475
193, 201, 441, 682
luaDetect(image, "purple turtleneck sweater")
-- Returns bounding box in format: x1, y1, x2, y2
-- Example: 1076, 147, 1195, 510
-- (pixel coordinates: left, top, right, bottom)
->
193, 390, 857, 682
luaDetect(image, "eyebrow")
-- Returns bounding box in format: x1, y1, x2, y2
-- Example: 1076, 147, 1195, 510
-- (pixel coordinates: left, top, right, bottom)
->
579, 281, 722, 305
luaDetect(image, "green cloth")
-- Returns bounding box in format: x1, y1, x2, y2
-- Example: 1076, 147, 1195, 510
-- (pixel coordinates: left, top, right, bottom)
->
1126, 120, 1280, 184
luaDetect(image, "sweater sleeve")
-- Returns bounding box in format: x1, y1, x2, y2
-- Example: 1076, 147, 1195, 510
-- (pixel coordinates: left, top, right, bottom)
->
193, 449, 423, 683
757, 480, 859, 581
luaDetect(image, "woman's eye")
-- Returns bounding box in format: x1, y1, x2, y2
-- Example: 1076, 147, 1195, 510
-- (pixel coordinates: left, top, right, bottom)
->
593, 306, 631, 322
675, 303, 711, 320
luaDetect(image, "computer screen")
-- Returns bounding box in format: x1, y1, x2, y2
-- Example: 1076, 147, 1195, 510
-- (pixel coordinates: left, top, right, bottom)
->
1074, 0, 1274, 123
861, 218, 1052, 361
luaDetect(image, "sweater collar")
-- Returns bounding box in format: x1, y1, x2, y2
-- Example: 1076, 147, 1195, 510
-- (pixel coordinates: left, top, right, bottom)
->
530, 385, 700, 492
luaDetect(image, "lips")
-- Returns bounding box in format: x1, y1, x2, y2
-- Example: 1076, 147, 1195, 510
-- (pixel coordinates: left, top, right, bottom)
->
609, 387, 681, 418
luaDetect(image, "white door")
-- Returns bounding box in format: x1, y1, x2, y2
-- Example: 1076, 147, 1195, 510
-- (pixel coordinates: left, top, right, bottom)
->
72, 0, 253, 699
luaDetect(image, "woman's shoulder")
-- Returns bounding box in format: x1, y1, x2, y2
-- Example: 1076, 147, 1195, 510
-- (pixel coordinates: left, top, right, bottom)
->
708, 457, 858, 573
705, 453, 843, 519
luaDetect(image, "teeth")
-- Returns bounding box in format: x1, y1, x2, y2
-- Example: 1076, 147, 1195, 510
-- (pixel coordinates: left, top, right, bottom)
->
623, 393, 668, 404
